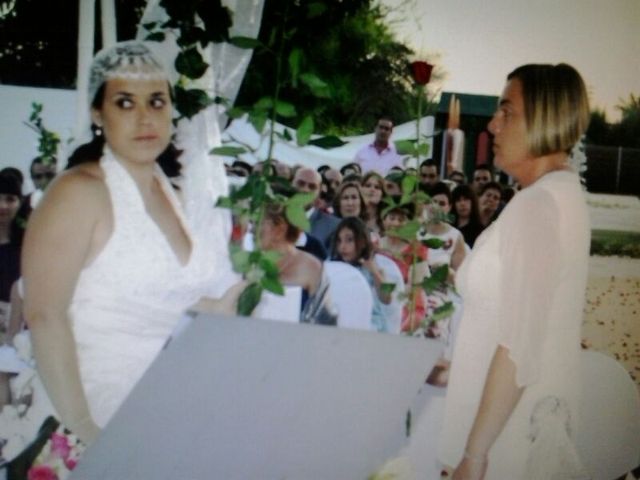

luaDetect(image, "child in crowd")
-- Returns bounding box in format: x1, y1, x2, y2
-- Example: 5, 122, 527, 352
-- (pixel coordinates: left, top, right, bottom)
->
377, 203, 429, 333
331, 217, 391, 332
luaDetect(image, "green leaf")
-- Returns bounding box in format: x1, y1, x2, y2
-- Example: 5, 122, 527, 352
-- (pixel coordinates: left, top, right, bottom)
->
142, 22, 157, 31
285, 192, 314, 231
226, 107, 246, 119
229, 36, 262, 49
275, 101, 297, 118
261, 275, 285, 296
230, 245, 251, 273
237, 283, 263, 316
307, 2, 327, 18
175, 47, 208, 79
308, 135, 347, 149
380, 282, 396, 296
145, 32, 166, 42
248, 111, 268, 133
174, 86, 214, 119
296, 116, 314, 146
288, 48, 303, 87
400, 174, 417, 204
300, 73, 330, 98
259, 254, 281, 277
395, 139, 416, 156
431, 301, 455, 322
422, 264, 449, 294
389, 221, 420, 241
282, 128, 293, 141
254, 97, 274, 111
210, 146, 247, 156
417, 143, 430, 157
421, 237, 445, 249
216, 196, 233, 208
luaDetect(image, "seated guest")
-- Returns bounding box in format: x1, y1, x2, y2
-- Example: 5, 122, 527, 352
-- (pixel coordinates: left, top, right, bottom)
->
471, 163, 494, 195
478, 181, 503, 227
339, 162, 361, 178
448, 169, 466, 186
451, 184, 484, 248
292, 167, 340, 247
333, 182, 369, 239
258, 202, 336, 325
360, 171, 387, 235
321, 167, 342, 194
331, 217, 391, 332
384, 170, 403, 196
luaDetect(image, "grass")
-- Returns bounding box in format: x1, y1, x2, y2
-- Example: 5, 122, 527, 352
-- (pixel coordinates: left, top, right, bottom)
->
590, 229, 640, 258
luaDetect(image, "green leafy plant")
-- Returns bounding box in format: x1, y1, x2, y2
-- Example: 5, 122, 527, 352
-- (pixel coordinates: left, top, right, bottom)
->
23, 102, 60, 165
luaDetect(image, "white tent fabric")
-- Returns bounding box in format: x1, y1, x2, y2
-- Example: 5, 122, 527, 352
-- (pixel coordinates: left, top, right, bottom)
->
222, 115, 436, 171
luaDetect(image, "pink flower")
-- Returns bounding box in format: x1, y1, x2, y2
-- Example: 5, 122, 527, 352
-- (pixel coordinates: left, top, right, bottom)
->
50, 433, 71, 460
27, 465, 59, 480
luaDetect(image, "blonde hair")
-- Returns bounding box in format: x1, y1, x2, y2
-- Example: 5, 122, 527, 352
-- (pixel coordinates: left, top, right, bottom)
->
507, 64, 589, 156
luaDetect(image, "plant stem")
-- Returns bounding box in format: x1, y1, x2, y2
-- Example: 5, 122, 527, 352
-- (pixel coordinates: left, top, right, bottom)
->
408, 85, 423, 332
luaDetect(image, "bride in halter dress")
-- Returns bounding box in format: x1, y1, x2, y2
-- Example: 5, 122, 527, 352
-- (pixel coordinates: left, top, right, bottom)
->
18, 41, 241, 470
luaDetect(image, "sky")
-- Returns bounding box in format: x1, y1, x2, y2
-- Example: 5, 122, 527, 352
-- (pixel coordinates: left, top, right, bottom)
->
382, 0, 640, 122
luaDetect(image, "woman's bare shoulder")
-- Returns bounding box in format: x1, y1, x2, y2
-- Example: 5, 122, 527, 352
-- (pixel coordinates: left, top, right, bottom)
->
34, 162, 108, 218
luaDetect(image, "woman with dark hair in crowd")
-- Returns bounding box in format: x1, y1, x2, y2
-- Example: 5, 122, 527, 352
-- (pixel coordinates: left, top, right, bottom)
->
360, 171, 387, 235
451, 184, 484, 248
331, 217, 391, 332
477, 181, 503, 227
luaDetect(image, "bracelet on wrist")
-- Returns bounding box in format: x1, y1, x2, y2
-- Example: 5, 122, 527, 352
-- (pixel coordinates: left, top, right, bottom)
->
463, 450, 488, 463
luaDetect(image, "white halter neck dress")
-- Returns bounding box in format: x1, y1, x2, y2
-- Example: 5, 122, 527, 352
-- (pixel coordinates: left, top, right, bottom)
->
69, 150, 225, 427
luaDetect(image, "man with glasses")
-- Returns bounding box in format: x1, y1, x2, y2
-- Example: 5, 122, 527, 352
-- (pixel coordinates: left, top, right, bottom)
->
354, 117, 403, 175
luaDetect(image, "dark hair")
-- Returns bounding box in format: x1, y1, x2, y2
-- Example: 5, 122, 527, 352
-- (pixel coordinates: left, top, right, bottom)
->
429, 181, 452, 205
381, 195, 414, 220
0, 172, 25, 246
451, 184, 481, 227
67, 82, 183, 178
317, 164, 330, 174
479, 181, 503, 198
331, 216, 373, 265
340, 162, 362, 176
419, 159, 439, 172
474, 164, 494, 176
0, 167, 24, 187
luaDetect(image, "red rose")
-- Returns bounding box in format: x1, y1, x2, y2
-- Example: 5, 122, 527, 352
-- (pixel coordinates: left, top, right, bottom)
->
410, 61, 433, 85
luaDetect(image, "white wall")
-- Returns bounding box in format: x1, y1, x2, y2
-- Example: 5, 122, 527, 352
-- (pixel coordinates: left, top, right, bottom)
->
0, 85, 77, 192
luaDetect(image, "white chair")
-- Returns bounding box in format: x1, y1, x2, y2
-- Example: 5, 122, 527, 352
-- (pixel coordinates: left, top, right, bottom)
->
253, 286, 302, 323
373, 254, 405, 334
323, 261, 373, 331
576, 350, 640, 479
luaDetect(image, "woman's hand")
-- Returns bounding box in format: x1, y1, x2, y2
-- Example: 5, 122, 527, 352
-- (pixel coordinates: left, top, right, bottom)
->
452, 457, 487, 480
190, 280, 248, 316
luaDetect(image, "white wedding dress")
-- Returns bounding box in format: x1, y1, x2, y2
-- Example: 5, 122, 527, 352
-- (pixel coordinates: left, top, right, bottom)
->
70, 149, 232, 427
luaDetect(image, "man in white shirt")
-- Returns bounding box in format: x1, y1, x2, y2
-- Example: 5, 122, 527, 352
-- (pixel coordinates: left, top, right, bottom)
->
354, 117, 404, 176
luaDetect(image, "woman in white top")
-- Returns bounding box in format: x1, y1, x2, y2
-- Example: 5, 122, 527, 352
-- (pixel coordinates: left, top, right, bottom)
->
440, 64, 591, 479
22, 42, 241, 454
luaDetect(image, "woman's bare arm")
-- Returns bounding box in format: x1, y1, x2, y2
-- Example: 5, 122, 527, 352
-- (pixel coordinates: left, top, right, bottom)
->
22, 170, 108, 444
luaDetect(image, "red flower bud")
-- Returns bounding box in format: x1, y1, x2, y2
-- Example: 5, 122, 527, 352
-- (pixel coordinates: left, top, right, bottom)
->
410, 61, 433, 85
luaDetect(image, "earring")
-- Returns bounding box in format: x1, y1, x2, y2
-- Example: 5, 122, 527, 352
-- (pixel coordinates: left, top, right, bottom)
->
95, 126, 102, 137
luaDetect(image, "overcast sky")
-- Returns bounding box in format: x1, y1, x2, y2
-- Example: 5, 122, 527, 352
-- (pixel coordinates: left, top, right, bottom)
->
382, 0, 640, 121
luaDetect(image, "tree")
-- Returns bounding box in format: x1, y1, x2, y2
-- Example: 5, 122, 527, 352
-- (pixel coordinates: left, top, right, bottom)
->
234, 0, 419, 135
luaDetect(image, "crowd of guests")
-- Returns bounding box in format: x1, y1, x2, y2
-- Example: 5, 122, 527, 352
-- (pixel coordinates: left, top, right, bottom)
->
224, 152, 516, 339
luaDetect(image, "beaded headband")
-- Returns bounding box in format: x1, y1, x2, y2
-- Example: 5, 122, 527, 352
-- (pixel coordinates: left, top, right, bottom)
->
88, 40, 169, 106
